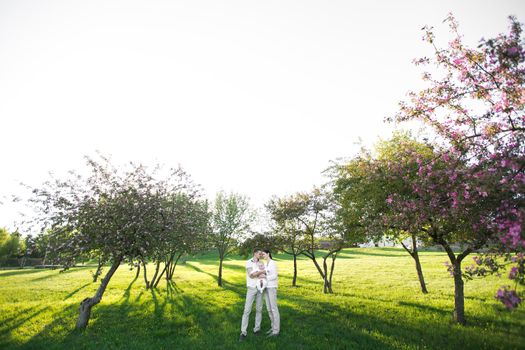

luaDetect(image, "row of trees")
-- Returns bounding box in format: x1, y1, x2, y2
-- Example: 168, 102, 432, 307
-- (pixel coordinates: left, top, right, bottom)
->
22, 156, 259, 329
261, 14, 524, 326
11, 14, 524, 330
19, 154, 352, 329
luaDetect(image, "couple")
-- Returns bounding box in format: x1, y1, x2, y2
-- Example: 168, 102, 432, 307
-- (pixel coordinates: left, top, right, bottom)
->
239, 248, 280, 341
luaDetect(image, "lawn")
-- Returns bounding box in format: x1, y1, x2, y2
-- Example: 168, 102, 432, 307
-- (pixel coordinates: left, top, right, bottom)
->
0, 248, 524, 349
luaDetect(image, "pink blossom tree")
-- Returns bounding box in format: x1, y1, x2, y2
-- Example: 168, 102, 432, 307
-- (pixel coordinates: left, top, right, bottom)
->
389, 14, 524, 320
379, 140, 511, 324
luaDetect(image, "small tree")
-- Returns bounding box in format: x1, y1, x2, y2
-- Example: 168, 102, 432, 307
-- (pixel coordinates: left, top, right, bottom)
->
272, 188, 344, 293
0, 229, 25, 267
26, 155, 193, 329
0, 227, 11, 265
331, 133, 435, 294
211, 191, 254, 287
266, 197, 307, 287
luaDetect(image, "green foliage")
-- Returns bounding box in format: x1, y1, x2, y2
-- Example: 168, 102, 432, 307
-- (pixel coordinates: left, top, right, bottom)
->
211, 191, 254, 258
331, 132, 435, 245
0, 249, 523, 349
0, 229, 25, 264
238, 233, 279, 258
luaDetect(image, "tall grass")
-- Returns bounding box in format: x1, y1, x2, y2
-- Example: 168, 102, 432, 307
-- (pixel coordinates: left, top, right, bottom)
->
0, 248, 523, 349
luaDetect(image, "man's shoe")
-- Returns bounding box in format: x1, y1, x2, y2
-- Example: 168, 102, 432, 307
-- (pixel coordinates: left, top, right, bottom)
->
253, 330, 261, 335
267, 333, 279, 338
265, 329, 273, 335
239, 333, 247, 342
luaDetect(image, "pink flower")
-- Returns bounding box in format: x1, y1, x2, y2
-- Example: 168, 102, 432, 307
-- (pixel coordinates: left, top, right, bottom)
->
509, 267, 518, 279
495, 286, 521, 310
506, 46, 519, 57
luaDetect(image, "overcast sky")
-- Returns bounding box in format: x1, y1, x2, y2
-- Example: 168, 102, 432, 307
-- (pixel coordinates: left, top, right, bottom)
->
1, 0, 524, 231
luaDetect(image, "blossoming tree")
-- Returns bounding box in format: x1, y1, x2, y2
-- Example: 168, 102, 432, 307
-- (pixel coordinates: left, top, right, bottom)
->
389, 14, 525, 319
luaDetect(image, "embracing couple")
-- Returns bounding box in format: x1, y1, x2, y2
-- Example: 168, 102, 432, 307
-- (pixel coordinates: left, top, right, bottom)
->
239, 248, 280, 341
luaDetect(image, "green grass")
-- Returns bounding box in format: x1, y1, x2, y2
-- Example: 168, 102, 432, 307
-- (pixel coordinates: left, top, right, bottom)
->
0, 248, 524, 349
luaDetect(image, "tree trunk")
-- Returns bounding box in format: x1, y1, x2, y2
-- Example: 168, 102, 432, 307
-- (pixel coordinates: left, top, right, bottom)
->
76, 257, 121, 330
165, 251, 182, 281
413, 251, 428, 294
218, 256, 223, 287
322, 256, 333, 294
411, 235, 428, 294
42, 246, 48, 266
302, 251, 328, 293
401, 235, 428, 294
292, 254, 298, 287
166, 261, 173, 281
328, 252, 337, 293
148, 261, 160, 289
142, 261, 150, 289
153, 264, 167, 288
325, 278, 332, 293
453, 261, 466, 325
440, 240, 472, 325
134, 263, 140, 279
93, 258, 103, 283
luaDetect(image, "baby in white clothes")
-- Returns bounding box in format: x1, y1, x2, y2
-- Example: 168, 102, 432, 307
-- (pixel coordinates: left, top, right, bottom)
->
256, 261, 267, 293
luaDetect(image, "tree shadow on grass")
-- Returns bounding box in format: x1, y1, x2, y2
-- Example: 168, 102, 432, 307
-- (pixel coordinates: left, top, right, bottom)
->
0, 269, 46, 278
184, 262, 218, 282
8, 277, 525, 350
30, 266, 94, 282
120, 276, 139, 306
0, 306, 51, 337
63, 283, 92, 301
0, 305, 52, 348
166, 280, 184, 296
221, 263, 245, 272
342, 249, 407, 258
298, 297, 524, 350
184, 262, 254, 298
17, 288, 397, 349
397, 300, 523, 337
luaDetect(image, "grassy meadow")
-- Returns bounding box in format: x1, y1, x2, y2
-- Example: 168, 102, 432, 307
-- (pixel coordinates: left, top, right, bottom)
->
0, 248, 524, 350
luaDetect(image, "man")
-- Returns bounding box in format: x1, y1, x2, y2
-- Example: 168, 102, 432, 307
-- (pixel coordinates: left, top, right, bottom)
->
239, 248, 265, 341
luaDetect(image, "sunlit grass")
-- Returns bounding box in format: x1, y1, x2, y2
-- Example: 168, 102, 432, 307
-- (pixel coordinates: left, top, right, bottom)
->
0, 248, 524, 349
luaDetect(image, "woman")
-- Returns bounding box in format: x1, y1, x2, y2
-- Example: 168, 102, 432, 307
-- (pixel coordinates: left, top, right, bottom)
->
262, 249, 280, 337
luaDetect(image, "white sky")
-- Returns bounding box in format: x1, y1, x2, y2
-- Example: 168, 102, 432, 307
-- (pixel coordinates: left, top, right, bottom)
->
1, 0, 524, 231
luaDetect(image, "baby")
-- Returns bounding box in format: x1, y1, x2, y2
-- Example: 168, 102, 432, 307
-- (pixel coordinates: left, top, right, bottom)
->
256, 261, 267, 293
